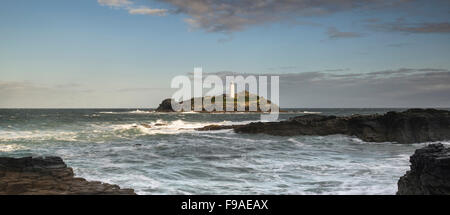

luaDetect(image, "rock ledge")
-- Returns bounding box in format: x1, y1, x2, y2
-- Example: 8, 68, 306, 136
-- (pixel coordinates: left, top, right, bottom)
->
232, 109, 450, 144
397, 143, 450, 195
0, 156, 136, 195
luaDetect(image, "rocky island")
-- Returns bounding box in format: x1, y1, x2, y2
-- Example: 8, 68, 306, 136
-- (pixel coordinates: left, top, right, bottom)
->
0, 156, 136, 195
397, 143, 450, 195
156, 91, 279, 112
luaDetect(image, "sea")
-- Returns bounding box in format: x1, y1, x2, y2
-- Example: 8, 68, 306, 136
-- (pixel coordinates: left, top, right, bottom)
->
1, 108, 449, 195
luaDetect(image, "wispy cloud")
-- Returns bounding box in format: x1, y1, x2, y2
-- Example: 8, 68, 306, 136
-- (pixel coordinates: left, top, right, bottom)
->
372, 21, 450, 34
97, 0, 167, 16
386, 42, 411, 48
158, 0, 414, 33
327, 27, 363, 39
364, 18, 380, 23
2, 68, 449, 108
192, 68, 450, 107
0, 81, 172, 108
98, 0, 450, 41
98, 0, 132, 7
99, 0, 418, 33
128, 7, 168, 16
116, 87, 172, 92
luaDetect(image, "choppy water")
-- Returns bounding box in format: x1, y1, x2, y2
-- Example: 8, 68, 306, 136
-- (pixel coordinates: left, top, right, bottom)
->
1, 108, 449, 195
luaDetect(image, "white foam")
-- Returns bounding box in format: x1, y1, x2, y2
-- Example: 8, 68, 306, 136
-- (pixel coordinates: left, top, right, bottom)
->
128, 109, 151, 114
287, 138, 305, 146
108, 119, 260, 136
0, 119, 259, 142
99, 109, 151, 114
303, 111, 322, 114
0, 130, 78, 141
179, 111, 200, 114
0, 144, 27, 152
441, 141, 450, 146
200, 134, 257, 142
109, 120, 216, 135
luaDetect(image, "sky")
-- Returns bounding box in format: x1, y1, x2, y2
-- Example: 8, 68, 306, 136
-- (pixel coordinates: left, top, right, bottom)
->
0, 0, 449, 108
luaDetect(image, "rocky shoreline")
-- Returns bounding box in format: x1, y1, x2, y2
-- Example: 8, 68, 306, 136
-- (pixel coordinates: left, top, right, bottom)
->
197, 108, 450, 144
0, 156, 136, 195
397, 143, 450, 195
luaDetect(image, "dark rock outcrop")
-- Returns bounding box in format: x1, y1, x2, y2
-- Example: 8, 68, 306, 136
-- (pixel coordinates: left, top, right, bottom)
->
232, 109, 450, 144
140, 123, 152, 128
156, 99, 175, 112
154, 123, 167, 126
0, 156, 136, 195
195, 125, 238, 131
155, 91, 279, 113
397, 143, 450, 195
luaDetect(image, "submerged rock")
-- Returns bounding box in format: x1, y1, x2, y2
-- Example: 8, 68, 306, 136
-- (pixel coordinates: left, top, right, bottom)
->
0, 156, 136, 195
140, 123, 152, 128
233, 109, 450, 144
397, 143, 450, 195
154, 123, 167, 126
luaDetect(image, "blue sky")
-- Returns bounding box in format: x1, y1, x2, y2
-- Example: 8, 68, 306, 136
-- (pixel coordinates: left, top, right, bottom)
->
1, 0, 449, 108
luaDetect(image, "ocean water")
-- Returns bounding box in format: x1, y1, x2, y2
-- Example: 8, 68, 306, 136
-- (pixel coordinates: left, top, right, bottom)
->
1, 108, 448, 195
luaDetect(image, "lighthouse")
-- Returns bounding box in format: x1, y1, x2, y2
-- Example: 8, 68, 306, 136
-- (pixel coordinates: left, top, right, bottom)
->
230, 82, 235, 98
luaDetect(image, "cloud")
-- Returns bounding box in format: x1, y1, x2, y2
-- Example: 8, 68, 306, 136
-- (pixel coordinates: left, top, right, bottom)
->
98, 0, 132, 7
327, 27, 363, 39
98, 0, 167, 16
0, 81, 90, 108
217, 35, 234, 43
98, 0, 415, 33
0, 81, 46, 91
366, 68, 418, 76
364, 18, 380, 23
128, 7, 168, 16
3, 68, 449, 108
193, 68, 450, 107
0, 81, 91, 93
98, 0, 450, 38
267, 66, 299, 71
372, 21, 450, 34
329, 73, 364, 78
386, 42, 411, 47
155, 0, 415, 33
0, 81, 172, 108
116, 87, 172, 92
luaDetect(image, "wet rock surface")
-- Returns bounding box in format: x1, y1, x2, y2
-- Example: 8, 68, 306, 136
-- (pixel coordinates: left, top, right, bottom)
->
195, 124, 238, 131
0, 156, 136, 195
397, 143, 450, 195
231, 109, 450, 144
156, 99, 175, 112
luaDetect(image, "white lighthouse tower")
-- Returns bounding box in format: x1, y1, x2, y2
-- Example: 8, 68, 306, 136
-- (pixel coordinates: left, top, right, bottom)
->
230, 82, 235, 98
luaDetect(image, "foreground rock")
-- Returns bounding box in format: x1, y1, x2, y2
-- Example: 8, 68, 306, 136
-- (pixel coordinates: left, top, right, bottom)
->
397, 143, 450, 195
232, 109, 450, 144
0, 156, 136, 195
